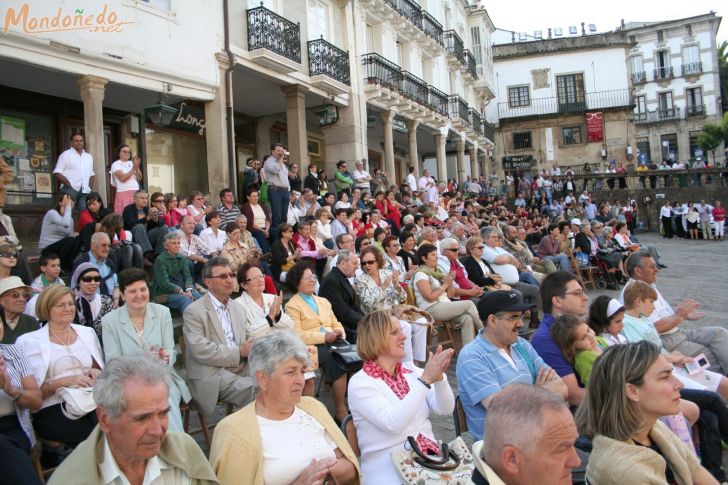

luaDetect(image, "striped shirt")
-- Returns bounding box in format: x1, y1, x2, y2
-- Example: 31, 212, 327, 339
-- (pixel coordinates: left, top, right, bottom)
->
216, 203, 241, 231
0, 344, 35, 446
456, 331, 547, 440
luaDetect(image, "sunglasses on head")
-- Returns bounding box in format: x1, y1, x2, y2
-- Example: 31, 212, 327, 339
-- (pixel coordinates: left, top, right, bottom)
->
80, 275, 102, 283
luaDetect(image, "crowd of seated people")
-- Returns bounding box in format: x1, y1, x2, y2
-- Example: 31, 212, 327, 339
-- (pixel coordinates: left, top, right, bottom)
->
3, 151, 727, 484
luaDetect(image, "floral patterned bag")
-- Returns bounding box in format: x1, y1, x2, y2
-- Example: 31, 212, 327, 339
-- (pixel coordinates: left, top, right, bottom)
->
391, 436, 474, 485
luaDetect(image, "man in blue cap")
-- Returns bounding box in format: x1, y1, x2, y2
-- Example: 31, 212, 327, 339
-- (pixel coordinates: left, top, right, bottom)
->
456, 290, 567, 440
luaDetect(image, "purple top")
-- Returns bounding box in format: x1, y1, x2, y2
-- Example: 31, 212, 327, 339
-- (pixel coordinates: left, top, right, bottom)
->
530, 313, 577, 379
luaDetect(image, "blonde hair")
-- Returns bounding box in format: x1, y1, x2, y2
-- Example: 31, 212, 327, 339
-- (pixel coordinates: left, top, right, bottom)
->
357, 310, 396, 361
35, 286, 75, 322
622, 281, 657, 309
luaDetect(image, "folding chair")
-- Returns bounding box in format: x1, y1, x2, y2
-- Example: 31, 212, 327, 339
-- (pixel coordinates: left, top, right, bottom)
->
453, 395, 468, 437
340, 414, 361, 457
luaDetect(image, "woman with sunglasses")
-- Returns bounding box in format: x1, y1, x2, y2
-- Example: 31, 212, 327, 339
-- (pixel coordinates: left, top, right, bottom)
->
0, 277, 38, 344
187, 191, 211, 232
71, 263, 114, 342
101, 268, 191, 432
0, 242, 19, 282
110, 144, 142, 215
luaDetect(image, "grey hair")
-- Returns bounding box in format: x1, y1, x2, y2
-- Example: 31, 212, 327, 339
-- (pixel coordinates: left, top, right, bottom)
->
201, 256, 232, 279
336, 250, 355, 266
601, 227, 613, 237
93, 354, 171, 421
90, 232, 110, 245
163, 231, 180, 243
625, 249, 652, 277
591, 220, 603, 229
452, 222, 465, 232
438, 237, 459, 252
248, 330, 309, 388
483, 383, 569, 465
480, 226, 500, 240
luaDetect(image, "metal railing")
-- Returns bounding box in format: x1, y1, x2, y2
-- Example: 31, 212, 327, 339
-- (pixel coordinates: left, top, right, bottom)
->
631, 71, 646, 84
469, 109, 482, 135
422, 11, 443, 45
463, 49, 478, 79
401, 71, 428, 106
482, 120, 495, 141
686, 104, 705, 117
427, 85, 448, 116
497, 89, 632, 119
444, 30, 465, 65
308, 38, 350, 85
247, 4, 301, 63
653, 66, 673, 80
449, 95, 470, 125
681, 62, 703, 76
397, 0, 422, 28
362, 52, 402, 91
634, 107, 682, 124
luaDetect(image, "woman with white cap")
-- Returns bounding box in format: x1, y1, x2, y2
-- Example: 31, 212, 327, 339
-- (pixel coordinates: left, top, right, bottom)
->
0, 277, 38, 344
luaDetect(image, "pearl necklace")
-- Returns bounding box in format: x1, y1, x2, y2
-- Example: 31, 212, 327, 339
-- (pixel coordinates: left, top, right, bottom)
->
49, 325, 73, 353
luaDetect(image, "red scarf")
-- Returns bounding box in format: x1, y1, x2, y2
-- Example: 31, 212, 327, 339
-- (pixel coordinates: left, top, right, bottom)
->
363, 360, 412, 399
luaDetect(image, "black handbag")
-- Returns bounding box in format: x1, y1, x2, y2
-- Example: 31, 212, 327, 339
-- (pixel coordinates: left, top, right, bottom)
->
329, 339, 363, 373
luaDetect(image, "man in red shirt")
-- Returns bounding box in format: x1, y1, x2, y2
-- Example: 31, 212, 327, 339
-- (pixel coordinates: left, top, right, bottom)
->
437, 238, 484, 301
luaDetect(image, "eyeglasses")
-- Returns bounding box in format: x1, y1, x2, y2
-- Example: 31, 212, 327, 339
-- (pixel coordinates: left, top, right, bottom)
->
153, 199, 164, 203
3, 291, 28, 299
80, 275, 102, 283
361, 260, 377, 266
245, 274, 265, 282
302, 275, 318, 281
476, 246, 485, 250
563, 289, 587, 298
495, 313, 525, 323
0, 252, 17, 258
209, 272, 236, 280
444, 247, 458, 252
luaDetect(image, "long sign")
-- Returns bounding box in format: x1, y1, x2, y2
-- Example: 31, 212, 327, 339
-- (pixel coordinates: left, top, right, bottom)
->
586, 111, 603, 143
168, 102, 206, 136
502, 155, 533, 171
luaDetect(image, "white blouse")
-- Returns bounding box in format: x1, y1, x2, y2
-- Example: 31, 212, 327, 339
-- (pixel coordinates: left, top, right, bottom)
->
199, 227, 227, 253
233, 292, 294, 338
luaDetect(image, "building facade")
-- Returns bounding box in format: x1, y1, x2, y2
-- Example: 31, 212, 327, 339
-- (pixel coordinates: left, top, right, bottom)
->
622, 13, 724, 164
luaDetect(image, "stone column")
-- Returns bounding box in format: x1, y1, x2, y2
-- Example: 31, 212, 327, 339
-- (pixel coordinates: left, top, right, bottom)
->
468, 146, 478, 183
282, 85, 310, 169
380, 111, 395, 181
406, 119, 420, 181
455, 139, 466, 185
77, 75, 108, 202
205, 53, 233, 194
435, 133, 447, 182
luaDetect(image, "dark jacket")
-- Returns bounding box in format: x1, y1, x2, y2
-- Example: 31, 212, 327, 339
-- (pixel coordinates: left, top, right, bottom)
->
574, 232, 592, 255
318, 267, 364, 343
240, 202, 271, 232
121, 204, 164, 232
459, 256, 498, 287
271, 239, 295, 282
304, 173, 322, 194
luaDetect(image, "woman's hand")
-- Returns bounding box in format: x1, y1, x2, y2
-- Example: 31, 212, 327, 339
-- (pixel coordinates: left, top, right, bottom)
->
324, 332, 339, 344
443, 271, 455, 286
269, 292, 283, 320
292, 457, 337, 485
392, 271, 400, 287
72, 373, 94, 388
421, 345, 454, 384
293, 248, 302, 259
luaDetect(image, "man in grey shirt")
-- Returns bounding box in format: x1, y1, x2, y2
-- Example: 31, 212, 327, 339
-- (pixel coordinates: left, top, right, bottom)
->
263, 143, 289, 237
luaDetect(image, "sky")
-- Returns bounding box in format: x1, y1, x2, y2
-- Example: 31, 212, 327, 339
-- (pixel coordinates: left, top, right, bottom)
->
484, 0, 726, 45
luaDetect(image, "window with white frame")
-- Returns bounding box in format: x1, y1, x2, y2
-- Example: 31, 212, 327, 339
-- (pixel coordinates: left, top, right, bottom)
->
508, 86, 530, 107
685, 87, 703, 116
630, 55, 645, 83
562, 126, 583, 145
556, 73, 585, 108
307, 0, 328, 40
682, 45, 701, 75
657, 91, 674, 117
471, 26, 483, 76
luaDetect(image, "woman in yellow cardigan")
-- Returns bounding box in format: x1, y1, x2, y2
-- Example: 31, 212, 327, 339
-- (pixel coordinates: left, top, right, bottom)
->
210, 330, 360, 485
284, 261, 349, 423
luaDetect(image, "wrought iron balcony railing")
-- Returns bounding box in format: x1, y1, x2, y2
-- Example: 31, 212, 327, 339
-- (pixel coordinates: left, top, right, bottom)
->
444, 30, 465, 65
469, 109, 482, 135
634, 107, 681, 124
498, 89, 632, 119
396, 0, 422, 28
427, 85, 448, 116
482, 120, 495, 141
308, 38, 350, 85
401, 71, 428, 106
654, 66, 673, 80
463, 49, 478, 79
681, 62, 703, 76
421, 11, 443, 45
686, 104, 705, 117
631, 71, 646, 84
247, 4, 301, 63
449, 95, 470, 125
362, 52, 402, 91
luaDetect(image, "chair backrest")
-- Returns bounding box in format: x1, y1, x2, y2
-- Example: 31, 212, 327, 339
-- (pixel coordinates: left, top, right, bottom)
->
340, 414, 361, 457
404, 284, 416, 306
453, 395, 468, 436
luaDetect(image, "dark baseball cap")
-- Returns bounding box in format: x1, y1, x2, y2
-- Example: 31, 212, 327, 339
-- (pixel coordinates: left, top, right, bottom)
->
477, 290, 534, 321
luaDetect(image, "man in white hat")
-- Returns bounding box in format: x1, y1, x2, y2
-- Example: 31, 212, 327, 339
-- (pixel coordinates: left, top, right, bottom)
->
0, 276, 38, 344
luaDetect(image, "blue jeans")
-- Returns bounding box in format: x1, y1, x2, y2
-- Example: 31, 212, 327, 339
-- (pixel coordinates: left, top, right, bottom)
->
518, 271, 540, 286
165, 290, 201, 313
268, 187, 289, 236
251, 229, 271, 253
61, 186, 88, 211
542, 253, 570, 272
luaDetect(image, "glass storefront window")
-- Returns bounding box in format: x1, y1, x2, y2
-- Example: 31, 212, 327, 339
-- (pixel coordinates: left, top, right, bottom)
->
144, 128, 208, 197
0, 109, 55, 205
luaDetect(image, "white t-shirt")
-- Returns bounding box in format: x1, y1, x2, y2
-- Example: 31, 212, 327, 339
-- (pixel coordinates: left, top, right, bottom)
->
199, 228, 227, 253
412, 272, 449, 310
257, 407, 337, 485
54, 147, 95, 192
187, 205, 207, 228
406, 173, 417, 193
110, 160, 140, 192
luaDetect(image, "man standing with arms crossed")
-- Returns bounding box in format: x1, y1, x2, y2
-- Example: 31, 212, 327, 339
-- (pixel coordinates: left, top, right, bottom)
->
263, 143, 289, 239
53, 133, 95, 210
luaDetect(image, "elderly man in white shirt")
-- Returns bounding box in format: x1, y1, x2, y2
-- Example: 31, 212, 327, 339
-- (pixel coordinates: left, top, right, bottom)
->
48, 355, 218, 485
352, 160, 372, 194
53, 133, 95, 210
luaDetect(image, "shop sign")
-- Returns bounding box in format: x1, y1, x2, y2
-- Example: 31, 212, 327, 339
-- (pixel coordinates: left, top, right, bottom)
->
586, 111, 603, 143
168, 102, 206, 136
502, 155, 533, 171
2, 3, 134, 34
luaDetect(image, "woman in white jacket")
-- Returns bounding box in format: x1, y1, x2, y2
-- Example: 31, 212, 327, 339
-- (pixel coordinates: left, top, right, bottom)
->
347, 310, 455, 484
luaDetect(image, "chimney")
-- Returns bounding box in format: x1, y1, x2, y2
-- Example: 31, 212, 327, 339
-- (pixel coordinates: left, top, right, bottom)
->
620, 19, 625, 29
547, 28, 552, 39
581, 22, 585, 35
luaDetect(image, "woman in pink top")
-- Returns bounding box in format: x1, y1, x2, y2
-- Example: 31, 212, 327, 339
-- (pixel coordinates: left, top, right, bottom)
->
713, 200, 725, 241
